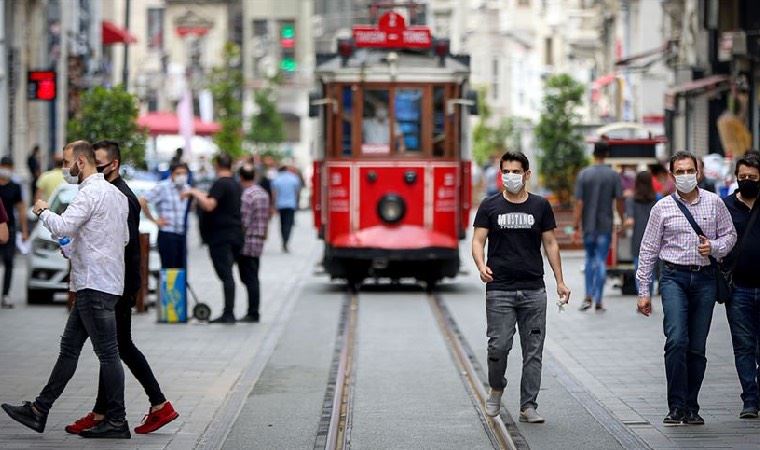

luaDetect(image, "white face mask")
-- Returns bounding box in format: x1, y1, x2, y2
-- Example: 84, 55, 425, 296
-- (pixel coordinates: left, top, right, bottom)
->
674, 173, 698, 194
62, 167, 79, 184
376, 108, 388, 120
173, 174, 188, 187
502, 172, 524, 194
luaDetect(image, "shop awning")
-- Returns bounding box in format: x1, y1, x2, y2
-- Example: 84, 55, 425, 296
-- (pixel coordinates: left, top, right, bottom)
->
137, 113, 221, 136
664, 74, 730, 109
615, 40, 676, 67
102, 20, 137, 45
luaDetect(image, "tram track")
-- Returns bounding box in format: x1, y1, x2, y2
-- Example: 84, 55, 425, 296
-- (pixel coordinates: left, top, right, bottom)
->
316, 287, 523, 450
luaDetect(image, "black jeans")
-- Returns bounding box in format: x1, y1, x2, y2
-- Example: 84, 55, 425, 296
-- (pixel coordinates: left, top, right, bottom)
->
279, 208, 295, 248
35, 289, 125, 421
209, 241, 242, 318
158, 231, 186, 268
238, 255, 261, 318
0, 226, 15, 296
92, 293, 166, 415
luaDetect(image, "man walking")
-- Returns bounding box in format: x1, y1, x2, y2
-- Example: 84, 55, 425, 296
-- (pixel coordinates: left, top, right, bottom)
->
186, 154, 243, 324
140, 162, 190, 268
637, 151, 737, 425
57, 141, 179, 435
472, 151, 571, 423
272, 165, 301, 253
238, 164, 270, 323
723, 154, 760, 419
2, 140, 131, 438
573, 141, 625, 311
0, 157, 29, 308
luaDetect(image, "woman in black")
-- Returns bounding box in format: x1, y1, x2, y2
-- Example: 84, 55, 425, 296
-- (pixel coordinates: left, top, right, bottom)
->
625, 171, 658, 296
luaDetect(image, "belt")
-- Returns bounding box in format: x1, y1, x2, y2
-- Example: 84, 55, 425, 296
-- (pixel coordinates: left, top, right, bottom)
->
663, 261, 712, 272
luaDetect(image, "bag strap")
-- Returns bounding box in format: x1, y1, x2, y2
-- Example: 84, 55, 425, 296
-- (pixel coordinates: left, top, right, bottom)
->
671, 194, 719, 267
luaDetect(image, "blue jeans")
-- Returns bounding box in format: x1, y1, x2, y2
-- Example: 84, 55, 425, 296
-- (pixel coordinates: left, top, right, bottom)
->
35, 289, 125, 421
583, 232, 611, 304
660, 264, 716, 413
726, 286, 760, 409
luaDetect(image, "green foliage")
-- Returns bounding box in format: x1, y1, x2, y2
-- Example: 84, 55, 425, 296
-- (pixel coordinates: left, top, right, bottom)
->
247, 88, 285, 151
534, 74, 588, 205
66, 86, 146, 167
209, 42, 244, 158
472, 87, 526, 166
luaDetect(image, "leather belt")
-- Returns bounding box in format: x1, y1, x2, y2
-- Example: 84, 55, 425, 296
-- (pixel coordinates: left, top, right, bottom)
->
664, 262, 712, 272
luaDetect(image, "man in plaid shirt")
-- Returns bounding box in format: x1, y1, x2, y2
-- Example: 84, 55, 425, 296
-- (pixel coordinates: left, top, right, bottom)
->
238, 164, 270, 323
636, 151, 737, 426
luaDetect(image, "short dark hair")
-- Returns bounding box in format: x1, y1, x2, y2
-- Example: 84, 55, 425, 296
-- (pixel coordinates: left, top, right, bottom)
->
92, 140, 121, 163
746, 149, 760, 159
735, 155, 760, 176
0, 156, 13, 167
239, 164, 256, 181
669, 151, 698, 173
593, 141, 610, 158
170, 162, 188, 173
499, 151, 530, 171
634, 171, 656, 203
213, 153, 233, 170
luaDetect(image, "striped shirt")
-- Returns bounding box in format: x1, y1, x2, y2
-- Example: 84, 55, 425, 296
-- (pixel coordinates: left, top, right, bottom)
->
636, 189, 737, 297
143, 180, 189, 234
241, 184, 270, 257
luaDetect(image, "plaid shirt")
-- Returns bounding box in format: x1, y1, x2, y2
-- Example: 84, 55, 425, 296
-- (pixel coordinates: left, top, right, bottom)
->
241, 184, 270, 257
143, 180, 189, 234
636, 189, 737, 297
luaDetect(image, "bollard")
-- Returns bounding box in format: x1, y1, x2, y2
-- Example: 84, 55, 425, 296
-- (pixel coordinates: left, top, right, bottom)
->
136, 232, 150, 313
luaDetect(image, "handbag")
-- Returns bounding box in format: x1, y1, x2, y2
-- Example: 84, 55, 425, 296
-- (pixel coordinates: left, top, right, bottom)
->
670, 194, 758, 304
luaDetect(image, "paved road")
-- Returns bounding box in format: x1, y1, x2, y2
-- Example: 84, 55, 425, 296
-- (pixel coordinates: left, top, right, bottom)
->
2, 212, 760, 449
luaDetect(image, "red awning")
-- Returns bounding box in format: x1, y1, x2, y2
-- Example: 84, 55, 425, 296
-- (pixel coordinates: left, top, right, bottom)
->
137, 112, 221, 136
102, 20, 137, 45
593, 72, 618, 90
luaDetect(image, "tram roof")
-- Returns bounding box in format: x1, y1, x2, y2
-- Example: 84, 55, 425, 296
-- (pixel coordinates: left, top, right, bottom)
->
315, 49, 470, 83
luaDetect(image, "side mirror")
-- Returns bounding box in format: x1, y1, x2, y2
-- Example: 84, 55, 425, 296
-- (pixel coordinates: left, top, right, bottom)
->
466, 90, 479, 116
309, 92, 321, 118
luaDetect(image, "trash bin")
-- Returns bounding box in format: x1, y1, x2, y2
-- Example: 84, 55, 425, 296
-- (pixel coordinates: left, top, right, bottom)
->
158, 268, 187, 323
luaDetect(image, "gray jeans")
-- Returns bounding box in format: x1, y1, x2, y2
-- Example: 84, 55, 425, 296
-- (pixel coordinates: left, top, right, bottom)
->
486, 288, 547, 411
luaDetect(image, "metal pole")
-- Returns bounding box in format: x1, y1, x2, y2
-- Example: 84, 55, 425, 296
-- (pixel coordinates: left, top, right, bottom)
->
121, 0, 130, 87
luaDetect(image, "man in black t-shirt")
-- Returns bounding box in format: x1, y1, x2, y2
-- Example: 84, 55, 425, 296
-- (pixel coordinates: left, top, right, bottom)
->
0, 157, 29, 308
472, 151, 571, 424
187, 154, 243, 324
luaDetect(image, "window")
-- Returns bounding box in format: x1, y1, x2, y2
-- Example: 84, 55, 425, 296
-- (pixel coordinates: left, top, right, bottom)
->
362, 89, 395, 155
491, 59, 499, 100
433, 87, 446, 156
147, 8, 164, 50
518, 0, 530, 6
253, 19, 268, 37
394, 89, 423, 153
341, 86, 353, 156
545, 37, 554, 66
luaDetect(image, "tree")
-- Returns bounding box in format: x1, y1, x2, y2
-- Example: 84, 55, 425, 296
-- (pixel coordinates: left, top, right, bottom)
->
472, 87, 525, 166
247, 88, 285, 157
534, 74, 588, 206
209, 42, 244, 158
66, 86, 146, 167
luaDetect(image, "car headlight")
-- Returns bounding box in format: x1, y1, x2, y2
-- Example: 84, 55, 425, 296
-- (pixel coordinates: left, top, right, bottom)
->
377, 194, 406, 224
33, 239, 59, 256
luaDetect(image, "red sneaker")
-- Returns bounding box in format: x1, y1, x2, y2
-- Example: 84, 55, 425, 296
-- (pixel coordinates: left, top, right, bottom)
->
134, 402, 179, 434
64, 412, 102, 434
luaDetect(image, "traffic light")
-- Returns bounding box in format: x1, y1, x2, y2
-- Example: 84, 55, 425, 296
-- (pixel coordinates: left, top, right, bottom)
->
279, 21, 296, 74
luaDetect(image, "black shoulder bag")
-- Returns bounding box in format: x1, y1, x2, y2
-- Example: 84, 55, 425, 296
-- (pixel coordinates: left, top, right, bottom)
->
671, 194, 758, 304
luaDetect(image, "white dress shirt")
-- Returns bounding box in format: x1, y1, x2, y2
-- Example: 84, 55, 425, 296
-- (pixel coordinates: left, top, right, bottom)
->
40, 173, 129, 296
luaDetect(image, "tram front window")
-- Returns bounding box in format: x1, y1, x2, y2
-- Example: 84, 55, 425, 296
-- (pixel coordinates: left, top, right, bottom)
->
362, 89, 404, 154
395, 89, 422, 153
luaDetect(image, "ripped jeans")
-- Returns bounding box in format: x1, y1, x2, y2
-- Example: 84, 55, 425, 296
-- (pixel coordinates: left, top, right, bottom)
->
486, 289, 547, 411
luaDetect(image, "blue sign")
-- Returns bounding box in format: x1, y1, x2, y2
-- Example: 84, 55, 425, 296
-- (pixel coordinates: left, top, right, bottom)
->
159, 269, 187, 323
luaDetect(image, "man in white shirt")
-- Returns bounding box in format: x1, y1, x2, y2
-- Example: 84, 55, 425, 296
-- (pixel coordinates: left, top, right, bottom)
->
2, 140, 131, 439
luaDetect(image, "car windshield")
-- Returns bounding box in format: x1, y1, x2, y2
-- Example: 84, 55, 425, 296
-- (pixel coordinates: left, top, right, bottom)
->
49, 188, 77, 215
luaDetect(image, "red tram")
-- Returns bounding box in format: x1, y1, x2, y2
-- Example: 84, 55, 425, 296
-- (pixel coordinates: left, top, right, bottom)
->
310, 7, 477, 286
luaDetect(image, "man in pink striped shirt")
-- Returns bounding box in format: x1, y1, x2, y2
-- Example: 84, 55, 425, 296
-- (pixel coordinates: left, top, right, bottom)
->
636, 151, 736, 426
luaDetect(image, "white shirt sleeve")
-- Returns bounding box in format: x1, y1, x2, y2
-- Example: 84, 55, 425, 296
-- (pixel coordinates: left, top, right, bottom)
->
40, 192, 92, 237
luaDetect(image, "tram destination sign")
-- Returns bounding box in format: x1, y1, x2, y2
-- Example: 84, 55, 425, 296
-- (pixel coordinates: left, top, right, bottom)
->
353, 11, 432, 49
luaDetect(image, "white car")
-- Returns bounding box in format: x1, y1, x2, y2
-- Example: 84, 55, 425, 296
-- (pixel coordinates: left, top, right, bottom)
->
26, 181, 161, 304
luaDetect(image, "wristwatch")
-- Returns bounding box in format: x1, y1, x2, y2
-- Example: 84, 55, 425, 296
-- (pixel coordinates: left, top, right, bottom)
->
35, 207, 48, 217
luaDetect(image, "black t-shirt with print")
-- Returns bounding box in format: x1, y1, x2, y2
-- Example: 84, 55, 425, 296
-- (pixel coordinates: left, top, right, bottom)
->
473, 193, 556, 291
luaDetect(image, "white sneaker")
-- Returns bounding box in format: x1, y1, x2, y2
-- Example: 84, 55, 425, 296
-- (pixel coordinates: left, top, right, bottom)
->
485, 390, 502, 417
0, 296, 13, 309
519, 407, 545, 423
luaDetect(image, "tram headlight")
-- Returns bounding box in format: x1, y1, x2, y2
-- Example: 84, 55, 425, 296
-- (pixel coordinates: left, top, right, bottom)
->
377, 194, 406, 224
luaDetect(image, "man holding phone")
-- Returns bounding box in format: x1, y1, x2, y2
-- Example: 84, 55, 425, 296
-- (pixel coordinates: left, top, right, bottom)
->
636, 151, 736, 426
472, 151, 570, 424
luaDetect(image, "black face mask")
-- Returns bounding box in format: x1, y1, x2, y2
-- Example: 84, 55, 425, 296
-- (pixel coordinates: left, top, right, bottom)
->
738, 179, 760, 199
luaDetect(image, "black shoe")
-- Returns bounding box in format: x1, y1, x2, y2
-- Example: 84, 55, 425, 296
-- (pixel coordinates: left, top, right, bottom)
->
579, 297, 593, 311
682, 411, 704, 425
663, 409, 685, 425
239, 315, 259, 323
79, 419, 131, 439
740, 406, 759, 419
2, 401, 47, 433
595, 303, 606, 312
210, 315, 236, 324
